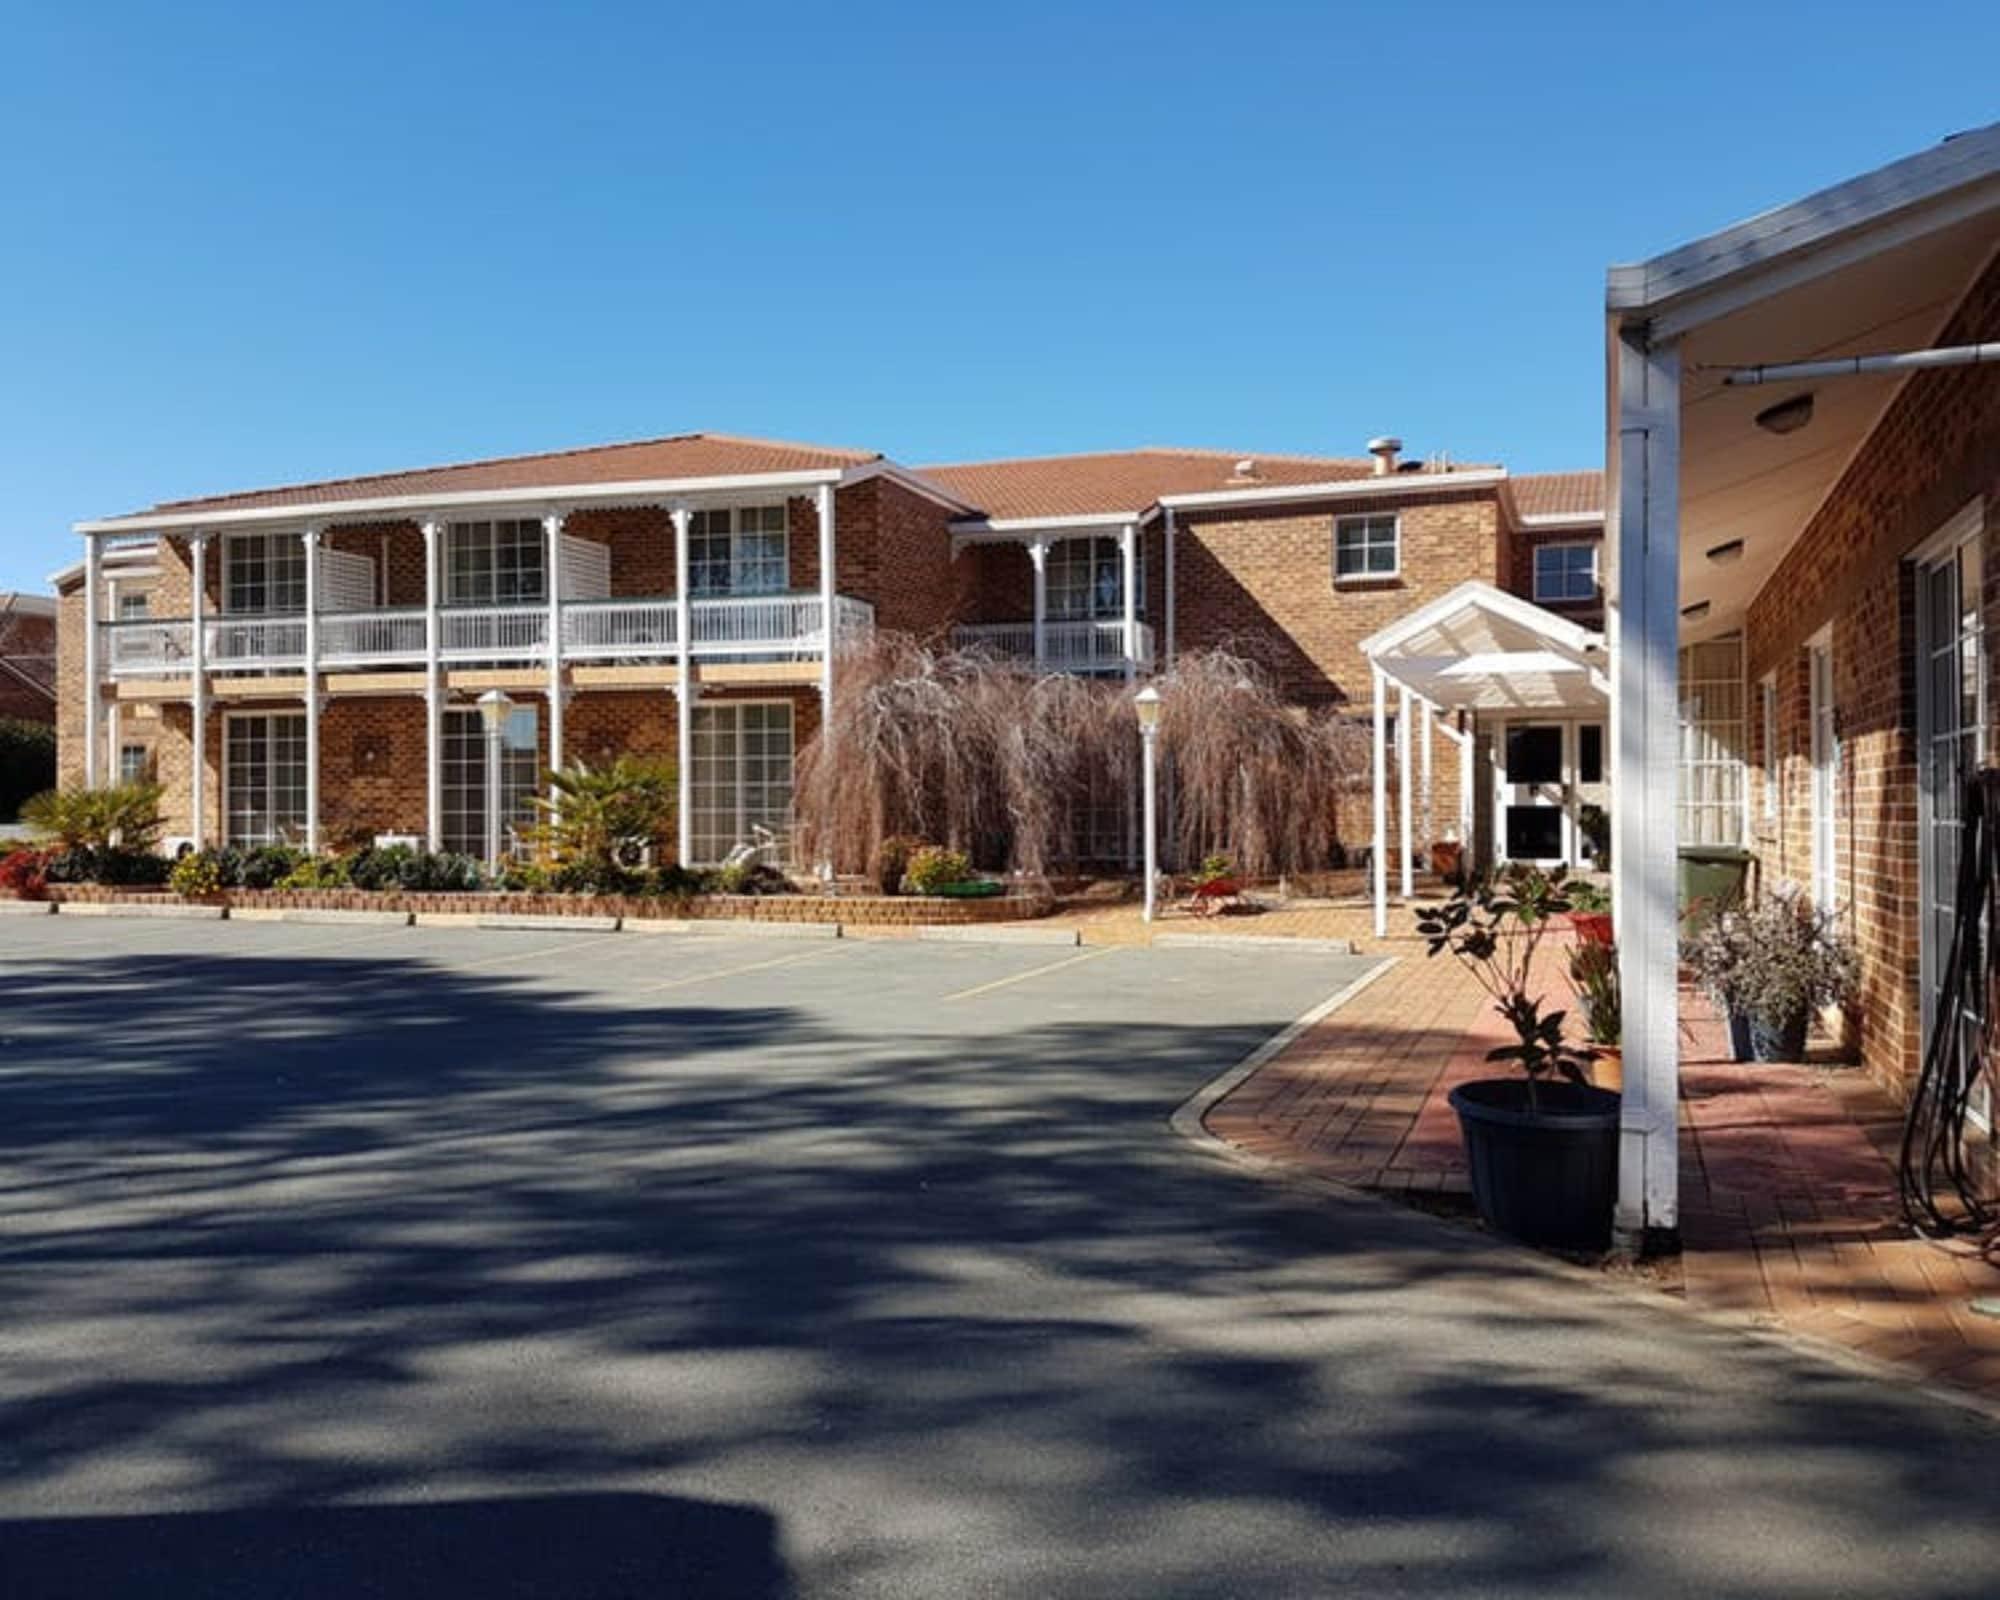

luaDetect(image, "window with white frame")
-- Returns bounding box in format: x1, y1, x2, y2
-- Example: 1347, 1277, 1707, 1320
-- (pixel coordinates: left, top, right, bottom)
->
689, 505, 789, 598
119, 743, 151, 785
1678, 635, 1746, 847
1046, 536, 1142, 620
446, 519, 547, 606
225, 712, 307, 845
441, 706, 540, 858
1533, 542, 1598, 603
1334, 514, 1399, 580
1759, 675, 1779, 823
690, 701, 794, 863
224, 533, 307, 614
117, 591, 151, 621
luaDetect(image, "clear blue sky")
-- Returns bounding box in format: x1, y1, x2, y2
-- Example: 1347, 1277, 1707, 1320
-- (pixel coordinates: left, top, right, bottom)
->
4, 2, 1996, 590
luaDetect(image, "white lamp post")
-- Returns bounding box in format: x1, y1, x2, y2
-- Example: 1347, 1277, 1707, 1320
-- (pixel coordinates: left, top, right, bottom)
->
476, 688, 515, 871
1135, 685, 1163, 922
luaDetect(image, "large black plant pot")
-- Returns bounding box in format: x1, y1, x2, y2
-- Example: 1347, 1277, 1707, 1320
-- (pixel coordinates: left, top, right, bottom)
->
1749, 1009, 1809, 1063
1726, 1008, 1753, 1062
1448, 1079, 1621, 1253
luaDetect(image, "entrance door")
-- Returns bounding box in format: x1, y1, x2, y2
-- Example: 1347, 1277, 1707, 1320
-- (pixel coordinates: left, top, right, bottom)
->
1808, 640, 1838, 912
1915, 516, 1987, 1126
1500, 722, 1569, 863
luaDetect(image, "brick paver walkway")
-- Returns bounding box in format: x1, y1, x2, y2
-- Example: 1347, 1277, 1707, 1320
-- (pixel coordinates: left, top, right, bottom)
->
1203, 934, 2000, 1408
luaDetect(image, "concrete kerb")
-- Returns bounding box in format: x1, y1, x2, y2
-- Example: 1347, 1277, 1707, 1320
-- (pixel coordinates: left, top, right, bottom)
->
914, 924, 1080, 947
1167, 955, 2000, 1431
0, 899, 55, 915
621, 918, 843, 940
55, 901, 226, 921
1154, 932, 1358, 955
228, 907, 415, 927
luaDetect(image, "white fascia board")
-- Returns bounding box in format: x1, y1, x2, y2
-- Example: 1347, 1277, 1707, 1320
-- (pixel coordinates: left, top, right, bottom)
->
841, 460, 982, 516
74, 467, 850, 537
1516, 512, 1604, 531
1154, 468, 1506, 515
949, 511, 1142, 544
1606, 121, 2000, 327
1359, 578, 1602, 661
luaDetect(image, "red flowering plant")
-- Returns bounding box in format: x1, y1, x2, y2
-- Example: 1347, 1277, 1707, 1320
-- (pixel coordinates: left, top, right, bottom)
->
0, 846, 53, 900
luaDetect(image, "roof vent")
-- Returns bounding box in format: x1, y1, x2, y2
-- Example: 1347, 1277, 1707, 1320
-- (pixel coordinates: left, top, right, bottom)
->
1366, 436, 1402, 476
1230, 458, 1261, 482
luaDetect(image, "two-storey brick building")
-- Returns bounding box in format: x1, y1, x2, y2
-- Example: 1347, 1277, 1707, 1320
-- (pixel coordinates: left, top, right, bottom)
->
53, 431, 1599, 870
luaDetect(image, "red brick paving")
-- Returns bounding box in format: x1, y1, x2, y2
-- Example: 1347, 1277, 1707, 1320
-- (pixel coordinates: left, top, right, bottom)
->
1204, 933, 2000, 1408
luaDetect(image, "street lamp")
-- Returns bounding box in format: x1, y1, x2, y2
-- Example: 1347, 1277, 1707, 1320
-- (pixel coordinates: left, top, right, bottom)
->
476, 689, 515, 871
1134, 685, 1163, 922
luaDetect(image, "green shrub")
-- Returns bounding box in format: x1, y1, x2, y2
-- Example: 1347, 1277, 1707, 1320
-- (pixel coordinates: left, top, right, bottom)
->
873, 835, 926, 896
278, 854, 353, 890
529, 757, 678, 879
0, 720, 56, 823
19, 780, 164, 851
1193, 853, 1235, 888
346, 843, 485, 893
170, 850, 225, 899
714, 859, 793, 896
42, 845, 171, 886
236, 845, 307, 890
903, 846, 973, 895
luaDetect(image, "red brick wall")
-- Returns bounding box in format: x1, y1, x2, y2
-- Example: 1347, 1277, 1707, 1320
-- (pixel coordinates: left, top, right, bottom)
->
1742, 250, 2000, 1100
0, 604, 56, 724
1502, 524, 1605, 631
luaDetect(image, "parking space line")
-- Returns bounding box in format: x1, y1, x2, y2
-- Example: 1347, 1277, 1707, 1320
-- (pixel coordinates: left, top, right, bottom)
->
449, 933, 626, 972
620, 943, 850, 996
939, 946, 1114, 1002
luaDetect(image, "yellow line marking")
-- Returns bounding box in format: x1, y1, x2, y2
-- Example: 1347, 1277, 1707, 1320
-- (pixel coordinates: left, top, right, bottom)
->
450, 934, 626, 971
940, 947, 1114, 1002
621, 943, 848, 995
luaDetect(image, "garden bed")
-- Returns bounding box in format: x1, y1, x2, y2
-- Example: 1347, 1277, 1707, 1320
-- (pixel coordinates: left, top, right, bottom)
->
19, 883, 1056, 927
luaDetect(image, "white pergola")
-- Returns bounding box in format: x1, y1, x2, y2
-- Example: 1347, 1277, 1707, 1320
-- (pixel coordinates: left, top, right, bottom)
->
1360, 580, 1607, 938
1607, 120, 2000, 1246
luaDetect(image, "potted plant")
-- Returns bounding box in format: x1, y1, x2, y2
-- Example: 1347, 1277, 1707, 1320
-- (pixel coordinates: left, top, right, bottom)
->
1418, 863, 1621, 1253
1685, 891, 1855, 1062
1566, 879, 1613, 946
1568, 937, 1621, 1091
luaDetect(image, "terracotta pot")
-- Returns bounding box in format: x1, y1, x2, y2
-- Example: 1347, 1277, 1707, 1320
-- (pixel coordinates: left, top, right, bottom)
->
1430, 840, 1463, 880
1570, 911, 1614, 945
1588, 1046, 1623, 1093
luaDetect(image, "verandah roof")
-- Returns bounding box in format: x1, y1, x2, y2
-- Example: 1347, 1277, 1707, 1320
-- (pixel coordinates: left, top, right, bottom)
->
1359, 580, 1607, 713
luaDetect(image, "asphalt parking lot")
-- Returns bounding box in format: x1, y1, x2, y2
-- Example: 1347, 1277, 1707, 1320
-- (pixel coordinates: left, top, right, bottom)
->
3, 915, 1999, 1598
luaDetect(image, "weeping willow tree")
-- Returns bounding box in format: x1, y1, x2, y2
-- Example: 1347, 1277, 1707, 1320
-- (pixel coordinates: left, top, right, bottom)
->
792, 634, 1367, 881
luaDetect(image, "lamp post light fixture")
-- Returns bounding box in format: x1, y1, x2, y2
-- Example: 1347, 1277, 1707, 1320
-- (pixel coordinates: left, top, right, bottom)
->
475, 688, 515, 872
1134, 685, 1163, 922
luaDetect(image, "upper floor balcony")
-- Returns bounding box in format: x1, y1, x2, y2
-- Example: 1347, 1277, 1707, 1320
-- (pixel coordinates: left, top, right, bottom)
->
103, 592, 876, 680
951, 618, 1155, 674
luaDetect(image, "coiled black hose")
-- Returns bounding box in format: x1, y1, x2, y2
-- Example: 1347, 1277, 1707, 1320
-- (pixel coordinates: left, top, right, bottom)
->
1898, 768, 2000, 1237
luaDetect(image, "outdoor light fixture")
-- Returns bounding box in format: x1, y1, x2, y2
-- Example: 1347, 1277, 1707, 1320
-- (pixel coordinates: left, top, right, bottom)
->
1134, 686, 1163, 921
475, 689, 516, 871
1705, 538, 1745, 564
1753, 392, 1815, 435
1680, 600, 1712, 621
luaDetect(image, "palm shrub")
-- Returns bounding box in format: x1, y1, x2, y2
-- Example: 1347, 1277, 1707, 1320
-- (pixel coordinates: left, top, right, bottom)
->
20, 779, 164, 852
1417, 863, 1592, 1107
526, 756, 678, 889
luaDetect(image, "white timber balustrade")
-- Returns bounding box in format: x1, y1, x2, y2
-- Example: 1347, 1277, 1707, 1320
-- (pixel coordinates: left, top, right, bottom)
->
950, 619, 1154, 673
319, 611, 426, 666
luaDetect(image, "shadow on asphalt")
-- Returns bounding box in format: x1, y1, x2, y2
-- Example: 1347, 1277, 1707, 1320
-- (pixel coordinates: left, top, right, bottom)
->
1, 949, 1997, 1597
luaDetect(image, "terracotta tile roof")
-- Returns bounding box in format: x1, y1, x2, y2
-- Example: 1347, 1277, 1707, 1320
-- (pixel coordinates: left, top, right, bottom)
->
1512, 470, 1604, 521
143, 433, 880, 517
918, 448, 1384, 522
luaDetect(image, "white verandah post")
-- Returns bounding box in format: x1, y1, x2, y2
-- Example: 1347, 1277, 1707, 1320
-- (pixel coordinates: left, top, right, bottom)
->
82, 533, 102, 787
673, 505, 695, 868
421, 518, 444, 851
1420, 697, 1434, 864
1120, 522, 1138, 677
189, 534, 209, 847
1372, 664, 1389, 938
303, 526, 321, 852
1398, 684, 1414, 901
544, 511, 566, 800
1162, 508, 1176, 667
1612, 324, 1683, 1246
1029, 539, 1048, 666
1458, 713, 1475, 863
817, 484, 836, 717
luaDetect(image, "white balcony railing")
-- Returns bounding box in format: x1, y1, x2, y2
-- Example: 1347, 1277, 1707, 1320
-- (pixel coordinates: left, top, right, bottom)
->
101, 594, 878, 678
953, 618, 1155, 673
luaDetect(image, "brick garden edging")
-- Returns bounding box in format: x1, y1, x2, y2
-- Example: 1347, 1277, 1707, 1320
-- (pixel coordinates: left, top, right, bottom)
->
19, 883, 1054, 928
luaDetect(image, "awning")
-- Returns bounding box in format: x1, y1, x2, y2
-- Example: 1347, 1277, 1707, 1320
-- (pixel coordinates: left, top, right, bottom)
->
1360, 580, 1607, 712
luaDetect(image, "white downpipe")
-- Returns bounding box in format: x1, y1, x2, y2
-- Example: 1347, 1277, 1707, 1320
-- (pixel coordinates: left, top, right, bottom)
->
1420, 697, 1434, 862
1163, 507, 1177, 666
1722, 341, 2000, 386
189, 534, 209, 846
303, 527, 321, 853
1372, 665, 1388, 938
1120, 522, 1138, 679
1613, 325, 1683, 1245
422, 519, 444, 851
673, 505, 695, 867
1457, 716, 1475, 862
1029, 540, 1048, 666
1398, 685, 1414, 901
83, 533, 102, 787
545, 511, 565, 798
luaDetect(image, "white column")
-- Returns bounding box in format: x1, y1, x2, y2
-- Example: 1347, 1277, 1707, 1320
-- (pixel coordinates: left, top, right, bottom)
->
189, 534, 209, 846
1458, 714, 1475, 861
1398, 685, 1414, 900
1420, 697, 1435, 861
83, 533, 102, 786
106, 697, 120, 785
421, 518, 444, 851
544, 511, 566, 794
816, 484, 837, 714
303, 527, 322, 852
1120, 522, 1138, 678
1612, 325, 1683, 1246
673, 505, 695, 866
1029, 539, 1049, 664
1372, 664, 1388, 938
1163, 508, 1177, 667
